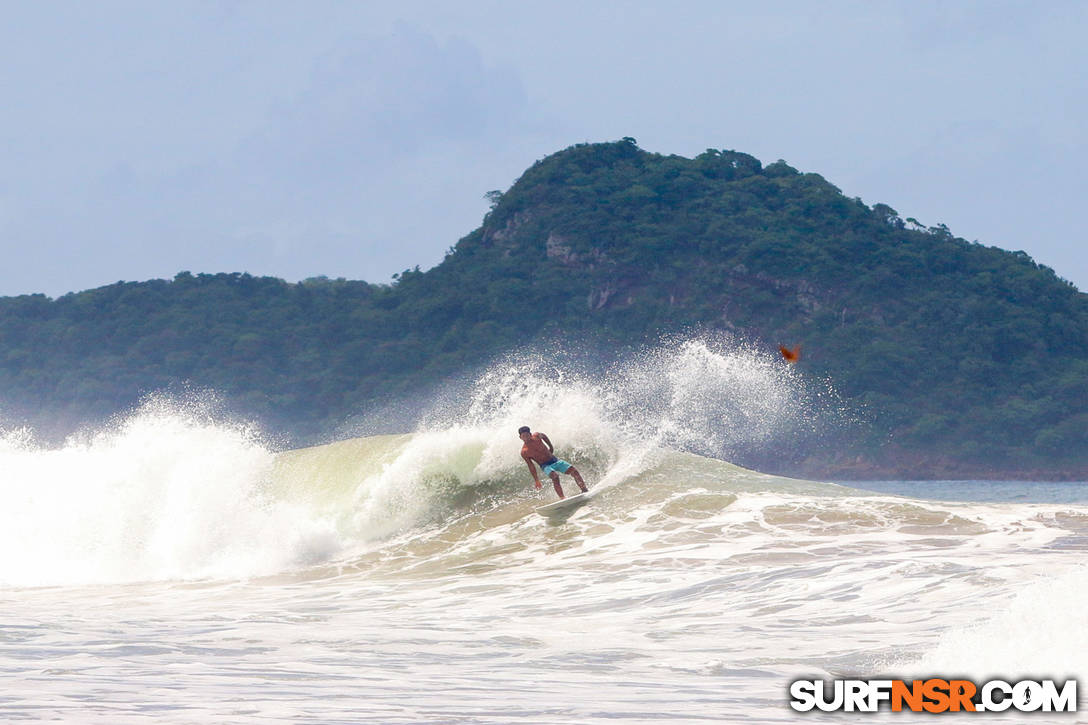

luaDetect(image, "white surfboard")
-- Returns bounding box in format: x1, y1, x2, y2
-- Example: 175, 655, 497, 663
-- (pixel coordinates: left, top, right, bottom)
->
535, 490, 593, 516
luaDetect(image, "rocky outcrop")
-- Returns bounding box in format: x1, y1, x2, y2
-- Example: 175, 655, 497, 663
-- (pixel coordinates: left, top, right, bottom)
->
481, 210, 534, 247
544, 232, 578, 264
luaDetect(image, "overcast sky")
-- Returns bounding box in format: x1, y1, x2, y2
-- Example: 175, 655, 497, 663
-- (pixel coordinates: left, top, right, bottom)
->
1, 0, 1085, 297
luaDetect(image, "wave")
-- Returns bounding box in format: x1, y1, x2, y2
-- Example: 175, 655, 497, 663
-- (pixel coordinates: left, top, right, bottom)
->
1, 338, 1082, 599
0, 397, 341, 587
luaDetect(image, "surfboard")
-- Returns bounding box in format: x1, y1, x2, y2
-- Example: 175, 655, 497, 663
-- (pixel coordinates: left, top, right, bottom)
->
535, 490, 593, 516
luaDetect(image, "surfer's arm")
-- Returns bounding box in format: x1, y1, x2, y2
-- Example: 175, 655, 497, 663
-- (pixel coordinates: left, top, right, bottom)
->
523, 454, 542, 488
539, 433, 554, 453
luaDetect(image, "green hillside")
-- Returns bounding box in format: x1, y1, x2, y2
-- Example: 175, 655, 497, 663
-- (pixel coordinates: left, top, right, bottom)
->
1, 139, 1085, 477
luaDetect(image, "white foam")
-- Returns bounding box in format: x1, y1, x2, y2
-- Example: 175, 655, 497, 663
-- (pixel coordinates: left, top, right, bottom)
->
905, 563, 1088, 680
0, 399, 341, 587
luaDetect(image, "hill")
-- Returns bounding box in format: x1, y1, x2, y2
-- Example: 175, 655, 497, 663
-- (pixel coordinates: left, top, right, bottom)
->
1, 139, 1085, 477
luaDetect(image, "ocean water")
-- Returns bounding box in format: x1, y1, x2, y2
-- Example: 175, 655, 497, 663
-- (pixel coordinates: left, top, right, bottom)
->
2, 342, 1085, 723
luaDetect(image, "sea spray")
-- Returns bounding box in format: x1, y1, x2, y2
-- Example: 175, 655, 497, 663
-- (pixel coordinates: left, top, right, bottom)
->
0, 396, 339, 587
321, 336, 843, 544
421, 335, 841, 470
606, 337, 831, 458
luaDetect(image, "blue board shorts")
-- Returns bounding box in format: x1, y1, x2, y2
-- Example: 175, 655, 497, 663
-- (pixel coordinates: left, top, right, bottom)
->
540, 457, 572, 475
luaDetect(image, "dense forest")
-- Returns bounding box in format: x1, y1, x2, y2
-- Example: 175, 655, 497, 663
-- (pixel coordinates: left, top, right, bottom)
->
1, 139, 1085, 477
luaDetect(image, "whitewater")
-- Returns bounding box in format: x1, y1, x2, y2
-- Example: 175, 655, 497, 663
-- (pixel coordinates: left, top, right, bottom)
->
1, 340, 1086, 723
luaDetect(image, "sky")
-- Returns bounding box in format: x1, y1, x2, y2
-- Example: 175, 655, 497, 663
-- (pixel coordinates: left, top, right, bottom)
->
1, 0, 1085, 297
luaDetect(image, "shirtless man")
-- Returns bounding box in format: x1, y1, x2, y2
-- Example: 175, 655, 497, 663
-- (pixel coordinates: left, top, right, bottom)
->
518, 426, 588, 499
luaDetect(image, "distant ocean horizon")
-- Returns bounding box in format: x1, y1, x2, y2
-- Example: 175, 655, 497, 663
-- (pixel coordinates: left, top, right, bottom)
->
840, 478, 1088, 504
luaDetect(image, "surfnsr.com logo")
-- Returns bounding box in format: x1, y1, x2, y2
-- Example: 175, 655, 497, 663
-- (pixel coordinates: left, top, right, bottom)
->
789, 678, 1078, 713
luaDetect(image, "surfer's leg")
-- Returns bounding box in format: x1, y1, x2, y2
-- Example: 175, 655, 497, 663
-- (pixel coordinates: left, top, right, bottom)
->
550, 472, 564, 498
568, 465, 588, 492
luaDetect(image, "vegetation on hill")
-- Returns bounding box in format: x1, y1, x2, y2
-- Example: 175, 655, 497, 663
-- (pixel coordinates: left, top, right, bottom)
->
1, 139, 1085, 476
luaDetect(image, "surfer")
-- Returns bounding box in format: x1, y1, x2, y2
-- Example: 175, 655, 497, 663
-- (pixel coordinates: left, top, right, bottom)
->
518, 426, 588, 499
